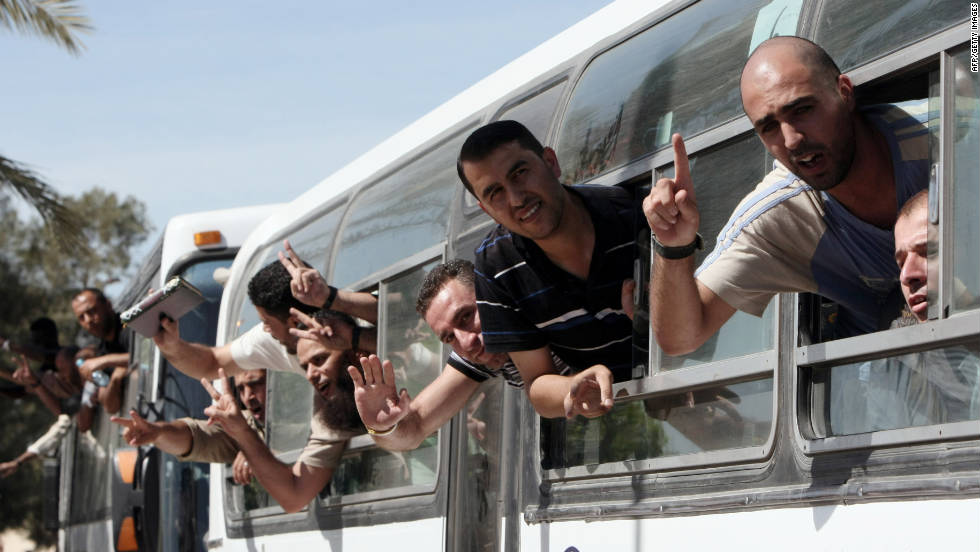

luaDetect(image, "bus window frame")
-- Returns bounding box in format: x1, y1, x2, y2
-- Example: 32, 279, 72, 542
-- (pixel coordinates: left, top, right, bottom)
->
538, 127, 781, 482
792, 26, 980, 454
314, 246, 449, 509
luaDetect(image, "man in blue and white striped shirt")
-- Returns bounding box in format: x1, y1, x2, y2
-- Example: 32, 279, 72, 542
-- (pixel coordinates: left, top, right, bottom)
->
645, 36, 930, 354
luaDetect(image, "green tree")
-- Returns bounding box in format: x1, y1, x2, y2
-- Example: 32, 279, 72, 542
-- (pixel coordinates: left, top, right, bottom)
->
0, 188, 150, 547
17, 187, 152, 291
0, 0, 91, 246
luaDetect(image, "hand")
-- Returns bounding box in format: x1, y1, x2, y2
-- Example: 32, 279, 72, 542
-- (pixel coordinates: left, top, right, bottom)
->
279, 239, 331, 308
643, 134, 700, 247
111, 410, 162, 446
621, 279, 636, 321
77, 357, 103, 382
466, 392, 487, 442
563, 365, 614, 419
289, 308, 352, 351
200, 369, 250, 439
152, 315, 181, 353
232, 451, 253, 485
0, 460, 20, 478
11, 354, 39, 388
347, 354, 411, 433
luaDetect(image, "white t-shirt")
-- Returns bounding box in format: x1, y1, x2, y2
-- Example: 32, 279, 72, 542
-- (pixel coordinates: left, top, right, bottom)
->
229, 324, 303, 375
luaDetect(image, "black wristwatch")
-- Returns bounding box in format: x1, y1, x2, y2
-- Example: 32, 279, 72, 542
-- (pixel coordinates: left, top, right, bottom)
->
652, 233, 704, 259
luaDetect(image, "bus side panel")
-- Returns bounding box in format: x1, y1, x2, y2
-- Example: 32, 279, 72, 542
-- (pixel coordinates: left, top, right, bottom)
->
518, 498, 980, 551
217, 517, 445, 551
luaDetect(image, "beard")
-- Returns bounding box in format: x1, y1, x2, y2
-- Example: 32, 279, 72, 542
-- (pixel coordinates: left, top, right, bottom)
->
315, 361, 364, 433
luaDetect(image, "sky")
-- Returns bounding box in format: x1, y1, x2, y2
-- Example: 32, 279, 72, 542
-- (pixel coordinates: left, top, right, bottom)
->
1, 1, 611, 259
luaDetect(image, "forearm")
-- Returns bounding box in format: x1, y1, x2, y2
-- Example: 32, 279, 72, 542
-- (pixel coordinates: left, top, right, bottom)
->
371, 411, 428, 451
94, 353, 130, 371
158, 341, 225, 380
101, 366, 129, 414
13, 450, 38, 465
151, 421, 195, 457
77, 405, 94, 433
649, 256, 713, 355
33, 385, 63, 416
527, 374, 575, 418
334, 290, 378, 325
355, 327, 377, 355
231, 425, 311, 512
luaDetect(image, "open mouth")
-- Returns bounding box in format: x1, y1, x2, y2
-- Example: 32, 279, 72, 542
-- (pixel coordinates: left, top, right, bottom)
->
794, 152, 823, 170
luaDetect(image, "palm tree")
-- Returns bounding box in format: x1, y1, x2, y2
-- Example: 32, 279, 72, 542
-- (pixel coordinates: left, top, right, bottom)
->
1, 0, 91, 245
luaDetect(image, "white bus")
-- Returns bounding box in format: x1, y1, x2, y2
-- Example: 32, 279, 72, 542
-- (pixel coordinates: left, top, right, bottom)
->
55, 204, 278, 552
205, 0, 978, 550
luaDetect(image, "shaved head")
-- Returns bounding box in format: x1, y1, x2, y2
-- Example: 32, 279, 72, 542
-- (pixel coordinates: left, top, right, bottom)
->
741, 36, 842, 111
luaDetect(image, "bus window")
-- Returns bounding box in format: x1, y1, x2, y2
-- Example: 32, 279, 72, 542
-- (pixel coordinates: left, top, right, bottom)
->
554, 0, 793, 185
331, 132, 468, 288
949, 46, 980, 314
542, 378, 773, 469
327, 261, 441, 496
813, 0, 964, 72
810, 343, 980, 437
496, 79, 567, 145
462, 79, 570, 211
656, 133, 775, 370
287, 205, 345, 274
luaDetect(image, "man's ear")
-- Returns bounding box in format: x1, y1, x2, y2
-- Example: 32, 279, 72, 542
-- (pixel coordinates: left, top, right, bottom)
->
478, 201, 487, 214
541, 147, 562, 180
837, 74, 855, 109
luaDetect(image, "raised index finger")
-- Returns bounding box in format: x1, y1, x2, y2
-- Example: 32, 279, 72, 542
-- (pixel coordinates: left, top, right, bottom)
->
671, 134, 692, 196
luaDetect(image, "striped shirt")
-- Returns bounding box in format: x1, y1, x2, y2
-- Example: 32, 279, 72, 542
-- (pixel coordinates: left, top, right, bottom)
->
447, 349, 572, 389
696, 102, 931, 337
473, 184, 638, 381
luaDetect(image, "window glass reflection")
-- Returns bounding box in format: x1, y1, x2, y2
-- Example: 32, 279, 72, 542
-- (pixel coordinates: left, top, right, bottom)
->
333, 132, 468, 288
555, 0, 782, 184
542, 378, 773, 469
950, 47, 980, 314
265, 371, 313, 453
816, 342, 980, 436
814, 0, 963, 72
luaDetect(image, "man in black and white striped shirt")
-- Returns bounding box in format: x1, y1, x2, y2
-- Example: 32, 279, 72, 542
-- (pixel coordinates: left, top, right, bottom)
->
350, 260, 574, 451
457, 120, 638, 419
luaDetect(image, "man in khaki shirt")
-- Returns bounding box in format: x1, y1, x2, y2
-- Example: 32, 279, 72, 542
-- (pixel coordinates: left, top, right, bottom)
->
112, 370, 267, 485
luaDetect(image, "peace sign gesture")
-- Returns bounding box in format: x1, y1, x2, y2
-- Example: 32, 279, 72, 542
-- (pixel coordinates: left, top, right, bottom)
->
643, 134, 701, 247
111, 410, 163, 446
288, 307, 354, 352
278, 239, 332, 308
200, 369, 250, 439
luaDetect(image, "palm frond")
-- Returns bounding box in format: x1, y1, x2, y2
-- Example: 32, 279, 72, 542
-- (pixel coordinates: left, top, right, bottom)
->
0, 154, 88, 253
0, 0, 91, 54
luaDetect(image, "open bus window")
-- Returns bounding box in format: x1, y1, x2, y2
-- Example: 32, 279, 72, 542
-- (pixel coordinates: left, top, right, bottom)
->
796, 62, 936, 344
654, 133, 775, 370
326, 261, 441, 497
798, 44, 980, 447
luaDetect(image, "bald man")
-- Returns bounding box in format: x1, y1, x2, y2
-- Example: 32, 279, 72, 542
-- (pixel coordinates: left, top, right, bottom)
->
644, 36, 931, 354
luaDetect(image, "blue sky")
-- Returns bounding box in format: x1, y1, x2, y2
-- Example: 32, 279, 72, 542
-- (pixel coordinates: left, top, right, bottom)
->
1, 1, 610, 252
